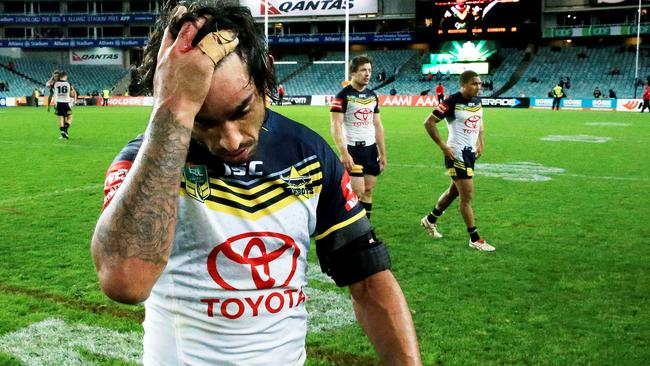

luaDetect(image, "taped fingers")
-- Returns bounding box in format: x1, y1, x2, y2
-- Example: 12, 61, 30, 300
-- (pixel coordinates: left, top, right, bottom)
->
198, 30, 239, 66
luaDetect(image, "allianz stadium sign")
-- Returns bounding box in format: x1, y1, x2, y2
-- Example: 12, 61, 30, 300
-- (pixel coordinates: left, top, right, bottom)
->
69, 47, 122, 65
240, 0, 378, 17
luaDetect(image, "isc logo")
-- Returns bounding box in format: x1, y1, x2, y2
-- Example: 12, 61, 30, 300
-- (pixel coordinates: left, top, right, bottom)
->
223, 161, 263, 176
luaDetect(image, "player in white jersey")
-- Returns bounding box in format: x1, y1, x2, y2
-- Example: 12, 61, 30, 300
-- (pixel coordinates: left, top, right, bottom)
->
420, 70, 495, 251
52, 71, 77, 139
91, 3, 422, 365
330, 55, 387, 220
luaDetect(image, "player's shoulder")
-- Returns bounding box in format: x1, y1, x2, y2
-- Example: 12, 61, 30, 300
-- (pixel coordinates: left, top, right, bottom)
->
264, 109, 331, 154
112, 134, 144, 163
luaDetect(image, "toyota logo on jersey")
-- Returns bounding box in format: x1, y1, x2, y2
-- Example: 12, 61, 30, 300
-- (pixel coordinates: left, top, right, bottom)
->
464, 115, 480, 129
353, 108, 373, 122
207, 232, 300, 291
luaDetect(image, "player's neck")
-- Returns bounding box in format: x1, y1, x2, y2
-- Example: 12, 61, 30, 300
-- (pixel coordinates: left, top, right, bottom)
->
351, 81, 367, 92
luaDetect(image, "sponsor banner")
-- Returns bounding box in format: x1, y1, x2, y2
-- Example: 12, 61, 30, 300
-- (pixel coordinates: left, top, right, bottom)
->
268, 32, 413, 45
543, 24, 650, 38
585, 98, 616, 110
280, 95, 312, 105
0, 14, 155, 25
70, 48, 122, 65
95, 96, 154, 107
616, 99, 643, 112
480, 97, 529, 108
530, 98, 583, 109
378, 95, 440, 107
0, 38, 147, 48
241, 0, 378, 17
311, 95, 332, 106
0, 97, 6, 107
530, 98, 554, 108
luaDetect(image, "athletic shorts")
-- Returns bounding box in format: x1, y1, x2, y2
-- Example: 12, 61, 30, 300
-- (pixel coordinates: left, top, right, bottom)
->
445, 147, 476, 180
347, 143, 381, 177
55, 102, 72, 117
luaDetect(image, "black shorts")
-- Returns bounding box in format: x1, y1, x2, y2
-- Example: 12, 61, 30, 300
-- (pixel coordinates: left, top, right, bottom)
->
444, 147, 476, 180
55, 102, 72, 117
347, 143, 381, 177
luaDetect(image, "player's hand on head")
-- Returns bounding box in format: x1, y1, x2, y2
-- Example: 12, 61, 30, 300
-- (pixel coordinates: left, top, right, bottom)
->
153, 6, 221, 123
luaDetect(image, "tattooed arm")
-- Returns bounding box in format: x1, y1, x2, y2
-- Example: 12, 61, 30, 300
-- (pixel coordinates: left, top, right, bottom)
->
91, 8, 214, 304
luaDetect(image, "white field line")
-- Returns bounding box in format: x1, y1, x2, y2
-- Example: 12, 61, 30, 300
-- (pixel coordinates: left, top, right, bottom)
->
391, 163, 650, 182
0, 183, 101, 206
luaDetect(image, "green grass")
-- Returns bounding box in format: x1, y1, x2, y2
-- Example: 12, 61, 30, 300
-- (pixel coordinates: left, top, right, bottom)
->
0, 106, 648, 365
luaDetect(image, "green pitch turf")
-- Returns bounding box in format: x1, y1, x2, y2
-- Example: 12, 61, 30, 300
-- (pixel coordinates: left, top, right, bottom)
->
0, 106, 648, 365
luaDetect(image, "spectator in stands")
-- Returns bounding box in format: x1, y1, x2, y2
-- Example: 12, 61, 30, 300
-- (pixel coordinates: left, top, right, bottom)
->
0, 81, 5, 92
436, 70, 442, 81
102, 88, 110, 106
577, 52, 588, 59
7, 61, 15, 72
609, 67, 621, 76
608, 89, 617, 99
565, 76, 571, 89
552, 84, 564, 111
427, 71, 433, 82
390, 87, 397, 96
528, 77, 539, 83
445, 70, 451, 81
641, 84, 650, 113
435, 83, 445, 104
593, 87, 602, 98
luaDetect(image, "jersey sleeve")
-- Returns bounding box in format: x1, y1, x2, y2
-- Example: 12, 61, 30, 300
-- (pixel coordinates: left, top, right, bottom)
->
372, 91, 380, 113
313, 141, 372, 259
329, 88, 347, 113
432, 95, 454, 121
102, 135, 144, 209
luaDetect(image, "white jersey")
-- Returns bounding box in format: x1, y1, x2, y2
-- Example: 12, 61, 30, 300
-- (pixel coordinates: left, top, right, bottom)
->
330, 85, 380, 146
103, 110, 371, 366
53, 80, 73, 103
432, 92, 482, 157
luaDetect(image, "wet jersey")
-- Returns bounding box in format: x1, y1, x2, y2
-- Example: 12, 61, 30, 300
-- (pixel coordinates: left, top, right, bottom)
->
103, 109, 372, 366
330, 85, 380, 146
431, 92, 482, 156
53, 81, 73, 103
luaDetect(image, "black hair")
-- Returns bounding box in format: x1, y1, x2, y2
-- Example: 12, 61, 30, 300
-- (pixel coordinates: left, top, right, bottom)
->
349, 55, 372, 74
134, 0, 276, 98
460, 70, 479, 84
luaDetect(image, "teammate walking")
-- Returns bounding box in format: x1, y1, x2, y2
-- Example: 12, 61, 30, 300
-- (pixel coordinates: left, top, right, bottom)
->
420, 70, 495, 252
52, 71, 77, 139
330, 55, 387, 220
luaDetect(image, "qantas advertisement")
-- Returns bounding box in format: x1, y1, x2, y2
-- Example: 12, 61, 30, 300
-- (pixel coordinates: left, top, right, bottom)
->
239, 0, 378, 17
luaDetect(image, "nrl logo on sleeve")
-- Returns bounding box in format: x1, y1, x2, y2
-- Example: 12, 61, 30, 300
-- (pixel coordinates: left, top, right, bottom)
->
281, 166, 314, 197
183, 164, 211, 202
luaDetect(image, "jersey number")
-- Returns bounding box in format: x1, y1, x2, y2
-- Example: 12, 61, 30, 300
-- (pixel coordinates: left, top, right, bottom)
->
57, 85, 68, 94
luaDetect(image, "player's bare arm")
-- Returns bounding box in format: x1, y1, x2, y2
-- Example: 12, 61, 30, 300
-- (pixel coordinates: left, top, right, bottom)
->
349, 270, 422, 365
476, 120, 485, 158
373, 113, 387, 171
330, 111, 355, 172
91, 7, 221, 304
424, 113, 456, 160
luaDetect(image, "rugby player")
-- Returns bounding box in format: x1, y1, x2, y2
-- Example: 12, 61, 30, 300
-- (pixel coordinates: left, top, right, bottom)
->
420, 70, 495, 252
330, 55, 387, 220
91, 3, 421, 365
51, 71, 76, 139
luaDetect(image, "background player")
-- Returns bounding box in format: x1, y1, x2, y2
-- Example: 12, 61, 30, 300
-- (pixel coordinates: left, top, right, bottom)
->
52, 71, 77, 139
330, 55, 387, 220
420, 70, 495, 252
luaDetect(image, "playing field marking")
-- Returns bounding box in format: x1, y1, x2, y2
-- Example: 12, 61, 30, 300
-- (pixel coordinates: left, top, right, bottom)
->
585, 122, 630, 127
0, 139, 120, 151
0, 318, 143, 366
540, 135, 611, 143
0, 183, 101, 206
392, 162, 650, 182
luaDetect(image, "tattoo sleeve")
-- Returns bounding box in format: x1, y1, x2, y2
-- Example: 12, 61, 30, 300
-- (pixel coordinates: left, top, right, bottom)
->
94, 107, 192, 266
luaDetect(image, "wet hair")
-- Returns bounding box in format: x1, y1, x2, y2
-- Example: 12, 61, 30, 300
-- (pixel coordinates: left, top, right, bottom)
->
349, 55, 372, 74
134, 0, 276, 98
460, 70, 479, 84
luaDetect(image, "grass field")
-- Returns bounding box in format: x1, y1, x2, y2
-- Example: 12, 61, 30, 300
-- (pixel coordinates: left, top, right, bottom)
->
0, 105, 648, 366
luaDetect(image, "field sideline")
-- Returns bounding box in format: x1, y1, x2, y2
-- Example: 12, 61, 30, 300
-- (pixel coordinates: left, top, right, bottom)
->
0, 106, 648, 366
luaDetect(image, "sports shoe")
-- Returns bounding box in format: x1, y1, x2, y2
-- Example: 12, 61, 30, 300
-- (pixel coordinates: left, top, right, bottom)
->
469, 238, 495, 252
61, 131, 69, 140
420, 216, 442, 238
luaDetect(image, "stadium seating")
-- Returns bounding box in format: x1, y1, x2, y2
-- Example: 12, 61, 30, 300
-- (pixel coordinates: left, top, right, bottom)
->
0, 56, 127, 98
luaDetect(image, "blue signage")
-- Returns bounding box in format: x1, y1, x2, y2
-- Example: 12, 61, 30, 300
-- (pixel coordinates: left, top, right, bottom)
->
0, 14, 155, 25
0, 37, 148, 48
268, 32, 414, 45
